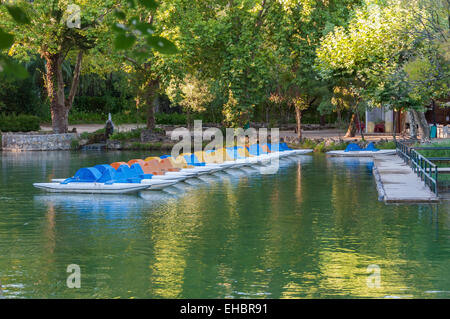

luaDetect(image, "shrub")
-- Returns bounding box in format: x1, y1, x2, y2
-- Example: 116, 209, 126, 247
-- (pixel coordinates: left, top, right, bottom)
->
70, 139, 80, 150
314, 141, 327, 153
328, 141, 349, 151
72, 95, 132, 114
299, 138, 318, 149
80, 128, 106, 141
155, 112, 187, 125
0, 113, 41, 132
109, 128, 143, 141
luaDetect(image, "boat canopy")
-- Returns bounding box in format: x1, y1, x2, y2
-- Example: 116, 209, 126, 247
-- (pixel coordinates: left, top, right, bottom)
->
344, 143, 363, 152
61, 167, 102, 184
364, 142, 379, 152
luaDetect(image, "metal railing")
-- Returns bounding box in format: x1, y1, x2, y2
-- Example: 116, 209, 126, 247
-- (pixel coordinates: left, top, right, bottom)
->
396, 141, 439, 196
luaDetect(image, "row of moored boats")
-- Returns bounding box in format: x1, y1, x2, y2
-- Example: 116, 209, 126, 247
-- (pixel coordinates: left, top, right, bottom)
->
34, 143, 312, 194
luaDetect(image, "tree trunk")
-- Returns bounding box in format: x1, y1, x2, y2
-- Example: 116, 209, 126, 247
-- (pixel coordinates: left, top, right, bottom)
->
320, 115, 325, 127
345, 113, 357, 137
186, 108, 191, 130
44, 51, 83, 133
409, 111, 418, 139
393, 111, 397, 142
44, 53, 66, 133
412, 109, 430, 142
136, 78, 158, 130
295, 106, 302, 140
146, 97, 155, 130
355, 108, 364, 140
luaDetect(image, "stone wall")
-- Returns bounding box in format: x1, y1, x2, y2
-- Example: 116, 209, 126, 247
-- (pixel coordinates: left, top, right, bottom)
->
1, 133, 78, 151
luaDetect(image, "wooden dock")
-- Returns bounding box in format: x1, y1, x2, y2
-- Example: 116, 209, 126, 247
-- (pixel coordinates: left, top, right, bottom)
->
373, 154, 439, 203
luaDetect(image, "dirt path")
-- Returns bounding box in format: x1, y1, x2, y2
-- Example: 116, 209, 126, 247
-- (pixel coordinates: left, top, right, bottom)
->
41, 124, 398, 141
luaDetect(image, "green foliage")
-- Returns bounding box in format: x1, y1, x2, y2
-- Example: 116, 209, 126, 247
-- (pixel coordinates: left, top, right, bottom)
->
0, 27, 14, 49
155, 112, 186, 125
70, 139, 80, 150
79, 128, 106, 143
0, 57, 47, 117
414, 140, 450, 158
0, 3, 29, 78
299, 138, 318, 149
314, 141, 327, 153
315, 0, 449, 119
1, 0, 447, 133
110, 128, 143, 141
327, 141, 350, 150
0, 113, 40, 132
73, 95, 132, 114
294, 138, 349, 152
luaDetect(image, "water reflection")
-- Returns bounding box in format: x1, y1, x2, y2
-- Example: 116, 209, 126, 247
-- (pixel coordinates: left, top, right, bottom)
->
1, 152, 449, 298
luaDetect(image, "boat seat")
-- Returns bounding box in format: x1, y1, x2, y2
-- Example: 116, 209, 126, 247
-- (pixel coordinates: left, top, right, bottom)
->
128, 159, 146, 166
111, 162, 129, 170
159, 158, 180, 172
139, 159, 166, 175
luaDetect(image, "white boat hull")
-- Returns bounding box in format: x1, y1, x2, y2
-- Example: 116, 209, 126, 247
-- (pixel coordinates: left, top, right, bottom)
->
34, 182, 151, 194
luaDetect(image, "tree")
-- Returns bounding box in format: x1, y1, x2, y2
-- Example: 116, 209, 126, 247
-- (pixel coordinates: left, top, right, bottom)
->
0, 1, 120, 133
0, 0, 176, 133
166, 74, 213, 128
265, 0, 361, 139
108, 1, 178, 130
316, 0, 448, 141
156, 0, 276, 128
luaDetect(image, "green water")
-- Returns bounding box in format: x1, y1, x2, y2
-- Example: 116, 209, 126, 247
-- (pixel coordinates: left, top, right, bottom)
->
0, 151, 449, 299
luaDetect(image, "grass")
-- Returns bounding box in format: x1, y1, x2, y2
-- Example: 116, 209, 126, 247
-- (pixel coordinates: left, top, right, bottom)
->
413, 140, 450, 158
376, 140, 396, 149
411, 140, 450, 187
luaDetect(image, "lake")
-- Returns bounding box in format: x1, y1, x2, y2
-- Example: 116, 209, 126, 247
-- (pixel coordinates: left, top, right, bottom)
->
0, 151, 449, 298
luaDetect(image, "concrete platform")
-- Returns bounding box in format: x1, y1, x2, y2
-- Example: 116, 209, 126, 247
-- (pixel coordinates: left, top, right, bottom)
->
373, 154, 439, 203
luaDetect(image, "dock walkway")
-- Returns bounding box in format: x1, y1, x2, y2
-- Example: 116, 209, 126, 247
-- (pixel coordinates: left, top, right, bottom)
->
373, 154, 439, 203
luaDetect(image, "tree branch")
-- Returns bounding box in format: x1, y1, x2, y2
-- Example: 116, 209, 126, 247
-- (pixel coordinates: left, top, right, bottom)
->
66, 50, 83, 109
